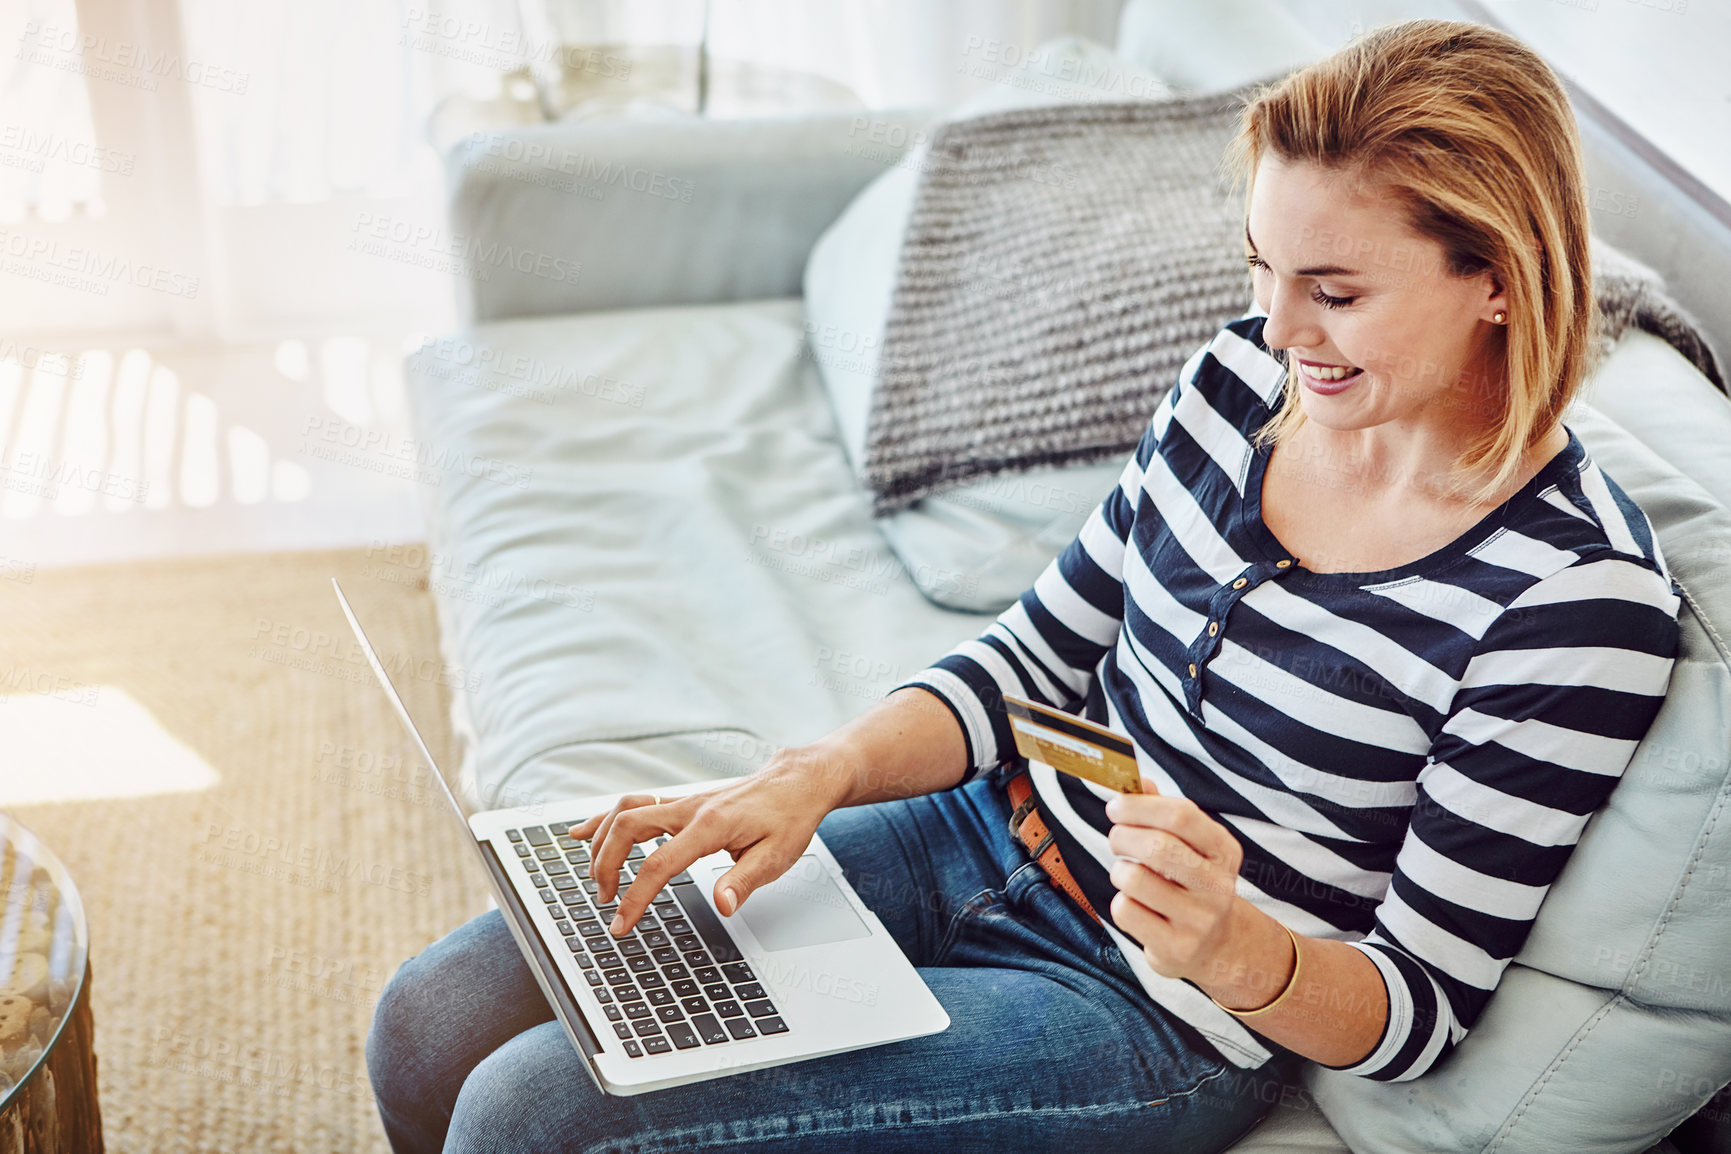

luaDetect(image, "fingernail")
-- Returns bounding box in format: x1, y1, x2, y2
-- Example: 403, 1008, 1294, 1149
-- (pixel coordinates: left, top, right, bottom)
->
609, 914, 623, 934
721, 887, 737, 915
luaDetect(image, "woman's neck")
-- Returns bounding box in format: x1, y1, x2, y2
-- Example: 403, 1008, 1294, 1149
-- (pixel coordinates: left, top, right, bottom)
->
1291, 416, 1567, 510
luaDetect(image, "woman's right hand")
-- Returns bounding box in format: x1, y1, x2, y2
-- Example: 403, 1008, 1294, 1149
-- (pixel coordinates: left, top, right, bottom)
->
572, 685, 970, 939
568, 744, 859, 937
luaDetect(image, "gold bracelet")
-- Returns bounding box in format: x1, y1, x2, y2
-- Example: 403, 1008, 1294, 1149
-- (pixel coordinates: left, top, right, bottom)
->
1212, 920, 1302, 1019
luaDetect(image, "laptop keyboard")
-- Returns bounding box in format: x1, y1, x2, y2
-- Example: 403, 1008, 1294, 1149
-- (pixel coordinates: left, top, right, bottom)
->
507, 822, 788, 1059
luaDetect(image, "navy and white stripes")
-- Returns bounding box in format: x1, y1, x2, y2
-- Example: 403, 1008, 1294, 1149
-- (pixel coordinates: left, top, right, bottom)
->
894, 314, 1681, 1081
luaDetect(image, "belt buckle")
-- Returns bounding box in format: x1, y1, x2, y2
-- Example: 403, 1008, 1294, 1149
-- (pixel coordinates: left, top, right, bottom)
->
1008, 791, 1059, 865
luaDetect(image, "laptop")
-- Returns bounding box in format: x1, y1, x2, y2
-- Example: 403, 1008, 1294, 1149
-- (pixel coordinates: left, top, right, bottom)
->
333, 579, 949, 1095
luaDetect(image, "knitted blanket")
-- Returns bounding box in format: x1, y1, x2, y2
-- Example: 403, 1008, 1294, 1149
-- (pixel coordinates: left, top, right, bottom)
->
862, 97, 1725, 516
1592, 239, 1725, 396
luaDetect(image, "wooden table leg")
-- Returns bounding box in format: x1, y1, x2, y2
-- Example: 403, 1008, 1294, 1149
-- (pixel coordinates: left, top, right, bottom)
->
0, 961, 103, 1154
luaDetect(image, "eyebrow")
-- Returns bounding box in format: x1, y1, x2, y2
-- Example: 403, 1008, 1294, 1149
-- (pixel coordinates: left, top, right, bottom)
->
1245, 224, 1363, 278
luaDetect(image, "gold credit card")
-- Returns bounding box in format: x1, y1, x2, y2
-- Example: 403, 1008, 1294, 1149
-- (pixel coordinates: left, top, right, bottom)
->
1002, 693, 1144, 794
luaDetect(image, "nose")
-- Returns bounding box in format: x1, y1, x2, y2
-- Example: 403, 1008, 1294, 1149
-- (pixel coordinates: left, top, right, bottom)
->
1257, 277, 1325, 355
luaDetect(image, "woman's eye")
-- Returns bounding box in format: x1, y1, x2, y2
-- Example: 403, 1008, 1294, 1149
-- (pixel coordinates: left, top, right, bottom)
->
1248, 253, 1354, 309
1311, 286, 1355, 310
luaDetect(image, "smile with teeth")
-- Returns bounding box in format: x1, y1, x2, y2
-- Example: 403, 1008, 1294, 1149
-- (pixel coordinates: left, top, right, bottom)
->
1300, 361, 1361, 381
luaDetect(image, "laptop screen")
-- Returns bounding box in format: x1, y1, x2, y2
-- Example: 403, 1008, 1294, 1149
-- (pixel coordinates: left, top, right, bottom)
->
331, 578, 478, 831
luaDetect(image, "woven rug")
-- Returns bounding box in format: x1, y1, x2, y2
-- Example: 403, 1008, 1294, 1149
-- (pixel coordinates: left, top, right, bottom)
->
0, 548, 492, 1153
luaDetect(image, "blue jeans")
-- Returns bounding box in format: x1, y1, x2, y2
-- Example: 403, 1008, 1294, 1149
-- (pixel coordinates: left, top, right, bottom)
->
367, 771, 1299, 1152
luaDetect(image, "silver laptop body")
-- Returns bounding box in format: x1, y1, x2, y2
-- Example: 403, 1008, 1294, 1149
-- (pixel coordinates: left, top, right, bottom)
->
334, 579, 949, 1095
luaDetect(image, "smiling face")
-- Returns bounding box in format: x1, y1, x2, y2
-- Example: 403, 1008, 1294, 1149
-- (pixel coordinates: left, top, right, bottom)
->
1245, 154, 1509, 450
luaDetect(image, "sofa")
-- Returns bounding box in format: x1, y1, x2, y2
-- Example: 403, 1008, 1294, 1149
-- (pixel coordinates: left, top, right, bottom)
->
402, 3, 1731, 1151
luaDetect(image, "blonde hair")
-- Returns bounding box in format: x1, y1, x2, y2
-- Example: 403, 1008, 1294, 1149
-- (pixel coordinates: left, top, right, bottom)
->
1224, 19, 1596, 505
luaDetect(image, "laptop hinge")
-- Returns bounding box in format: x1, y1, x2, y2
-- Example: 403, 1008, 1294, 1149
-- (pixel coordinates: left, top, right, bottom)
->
478, 838, 603, 1061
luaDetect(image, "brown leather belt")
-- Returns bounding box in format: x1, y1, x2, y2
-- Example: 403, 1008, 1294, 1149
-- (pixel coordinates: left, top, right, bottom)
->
1005, 769, 1102, 924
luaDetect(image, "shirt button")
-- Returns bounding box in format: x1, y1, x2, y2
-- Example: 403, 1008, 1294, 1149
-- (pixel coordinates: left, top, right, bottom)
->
1188, 663, 1198, 677
1276, 559, 1292, 569
1232, 577, 1249, 589
1207, 622, 1219, 637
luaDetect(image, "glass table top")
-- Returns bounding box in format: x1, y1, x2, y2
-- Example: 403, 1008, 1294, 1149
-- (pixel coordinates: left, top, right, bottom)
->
0, 814, 90, 1111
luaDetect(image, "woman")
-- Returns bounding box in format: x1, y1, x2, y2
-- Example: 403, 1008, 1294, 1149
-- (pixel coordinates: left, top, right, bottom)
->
368, 19, 1681, 1152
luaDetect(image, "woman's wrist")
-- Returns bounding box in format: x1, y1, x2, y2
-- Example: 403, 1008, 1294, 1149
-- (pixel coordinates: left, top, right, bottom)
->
772, 740, 871, 812
1186, 900, 1389, 1067
1213, 921, 1301, 1017
1196, 899, 1299, 1012
795, 687, 971, 811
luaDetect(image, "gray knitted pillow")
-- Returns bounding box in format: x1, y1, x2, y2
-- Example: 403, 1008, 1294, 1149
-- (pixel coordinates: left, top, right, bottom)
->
862, 93, 1259, 515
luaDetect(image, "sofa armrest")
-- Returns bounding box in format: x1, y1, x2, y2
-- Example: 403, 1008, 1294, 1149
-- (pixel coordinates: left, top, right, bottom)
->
442, 109, 935, 325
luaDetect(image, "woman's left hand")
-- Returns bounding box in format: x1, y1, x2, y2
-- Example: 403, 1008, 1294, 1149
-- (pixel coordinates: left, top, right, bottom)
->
1105, 778, 1248, 983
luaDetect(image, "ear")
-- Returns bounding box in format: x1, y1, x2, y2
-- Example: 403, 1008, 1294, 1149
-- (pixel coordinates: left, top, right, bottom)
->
1480, 270, 1509, 326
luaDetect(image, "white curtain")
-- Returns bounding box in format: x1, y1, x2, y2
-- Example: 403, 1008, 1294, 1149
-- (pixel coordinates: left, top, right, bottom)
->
0, 0, 103, 220
176, 0, 495, 205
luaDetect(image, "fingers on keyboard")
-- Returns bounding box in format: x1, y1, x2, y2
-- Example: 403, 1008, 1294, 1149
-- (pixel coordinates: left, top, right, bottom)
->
517, 830, 784, 1063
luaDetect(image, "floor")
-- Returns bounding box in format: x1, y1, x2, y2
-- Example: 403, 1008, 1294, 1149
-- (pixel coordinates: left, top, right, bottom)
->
0, 549, 494, 1152
1, 330, 430, 571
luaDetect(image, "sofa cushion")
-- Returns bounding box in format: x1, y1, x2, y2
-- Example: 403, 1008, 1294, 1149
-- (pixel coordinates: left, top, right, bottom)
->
873, 459, 1124, 611
1113, 0, 1328, 95
404, 299, 996, 810
1584, 329, 1731, 512
1230, 1094, 1353, 1153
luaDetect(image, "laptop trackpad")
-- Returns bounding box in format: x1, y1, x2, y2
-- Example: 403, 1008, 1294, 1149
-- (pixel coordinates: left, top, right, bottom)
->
732, 855, 872, 951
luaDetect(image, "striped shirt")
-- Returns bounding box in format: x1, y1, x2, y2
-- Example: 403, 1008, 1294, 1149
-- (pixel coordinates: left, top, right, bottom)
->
894, 313, 1682, 1081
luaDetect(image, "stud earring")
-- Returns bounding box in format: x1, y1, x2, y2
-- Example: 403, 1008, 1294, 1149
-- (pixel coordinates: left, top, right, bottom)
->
1493, 310, 1507, 324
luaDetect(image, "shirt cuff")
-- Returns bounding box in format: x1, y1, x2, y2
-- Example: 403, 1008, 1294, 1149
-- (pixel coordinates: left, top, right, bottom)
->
889, 667, 1000, 784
